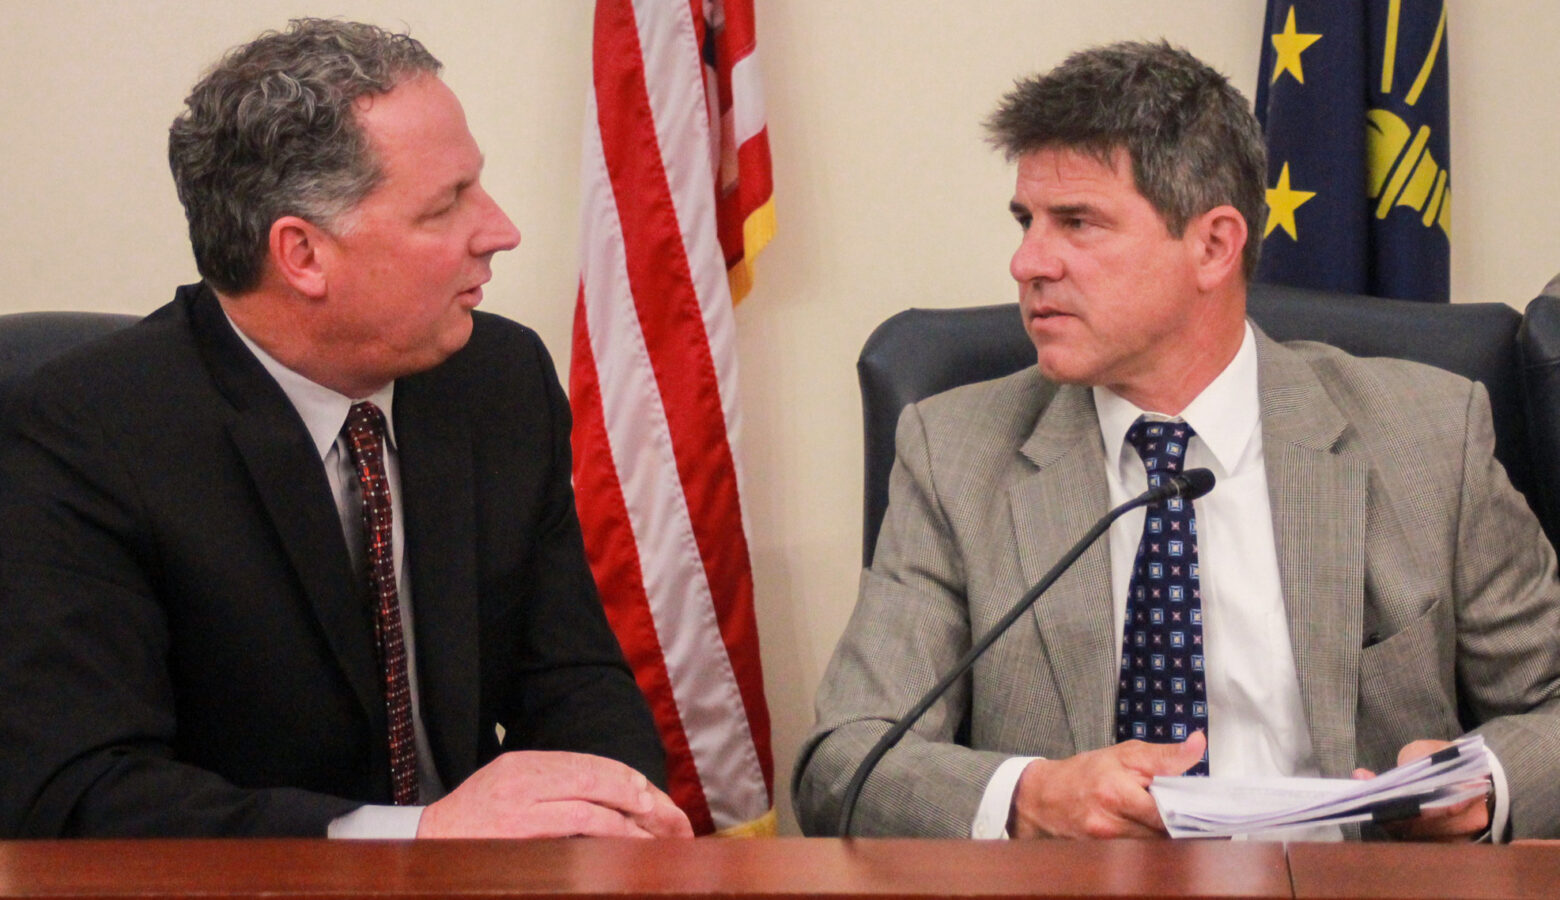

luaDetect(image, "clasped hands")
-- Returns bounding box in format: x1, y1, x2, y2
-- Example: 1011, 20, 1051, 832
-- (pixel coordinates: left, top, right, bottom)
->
417, 750, 693, 838
1008, 732, 1489, 841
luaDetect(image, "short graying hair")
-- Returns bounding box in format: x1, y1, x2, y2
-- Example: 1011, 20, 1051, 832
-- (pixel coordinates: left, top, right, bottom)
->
168, 18, 442, 295
986, 41, 1267, 278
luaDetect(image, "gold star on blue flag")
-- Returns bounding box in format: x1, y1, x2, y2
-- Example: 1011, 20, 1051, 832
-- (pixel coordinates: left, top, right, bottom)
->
1255, 1, 1451, 302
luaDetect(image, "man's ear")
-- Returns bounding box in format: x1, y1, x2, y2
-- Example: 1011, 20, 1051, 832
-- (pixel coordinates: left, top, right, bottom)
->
1188, 204, 1248, 291
268, 216, 331, 299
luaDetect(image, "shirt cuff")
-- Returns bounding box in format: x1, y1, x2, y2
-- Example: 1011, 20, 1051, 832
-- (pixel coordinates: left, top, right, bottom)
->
1484, 745, 1510, 844
327, 804, 426, 839
972, 756, 1040, 839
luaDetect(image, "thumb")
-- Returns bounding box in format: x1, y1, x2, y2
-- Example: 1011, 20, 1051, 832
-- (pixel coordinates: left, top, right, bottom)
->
1173, 730, 1208, 772
1142, 730, 1207, 775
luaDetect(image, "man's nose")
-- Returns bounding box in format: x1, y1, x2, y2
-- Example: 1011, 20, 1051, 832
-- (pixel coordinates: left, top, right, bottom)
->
472, 187, 522, 256
1010, 227, 1062, 284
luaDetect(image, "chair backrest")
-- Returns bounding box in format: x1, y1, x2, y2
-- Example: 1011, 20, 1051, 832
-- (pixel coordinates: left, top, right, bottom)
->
0, 311, 141, 401
857, 283, 1532, 567
1518, 294, 1560, 550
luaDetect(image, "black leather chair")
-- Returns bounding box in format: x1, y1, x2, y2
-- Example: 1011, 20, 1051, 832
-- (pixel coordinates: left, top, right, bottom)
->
0, 311, 140, 400
1518, 294, 1560, 550
857, 283, 1539, 566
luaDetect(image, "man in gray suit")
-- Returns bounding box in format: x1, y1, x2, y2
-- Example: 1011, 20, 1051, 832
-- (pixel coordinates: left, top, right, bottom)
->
794, 42, 1560, 841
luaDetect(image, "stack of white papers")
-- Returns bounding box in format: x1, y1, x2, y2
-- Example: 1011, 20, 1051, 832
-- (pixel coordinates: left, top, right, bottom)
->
1150, 734, 1491, 839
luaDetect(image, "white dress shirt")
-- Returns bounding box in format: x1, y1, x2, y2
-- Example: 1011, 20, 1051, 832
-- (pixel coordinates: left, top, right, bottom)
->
228, 319, 439, 838
972, 324, 1507, 840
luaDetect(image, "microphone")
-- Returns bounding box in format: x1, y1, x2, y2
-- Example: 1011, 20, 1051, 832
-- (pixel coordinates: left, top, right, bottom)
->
835, 467, 1216, 835
1150, 467, 1215, 504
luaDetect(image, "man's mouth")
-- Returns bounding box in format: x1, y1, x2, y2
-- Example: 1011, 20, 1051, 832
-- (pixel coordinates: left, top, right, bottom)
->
457, 278, 489, 305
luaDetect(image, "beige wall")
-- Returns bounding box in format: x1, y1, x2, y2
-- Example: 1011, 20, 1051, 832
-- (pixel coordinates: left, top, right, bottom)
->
3, 1, 1556, 834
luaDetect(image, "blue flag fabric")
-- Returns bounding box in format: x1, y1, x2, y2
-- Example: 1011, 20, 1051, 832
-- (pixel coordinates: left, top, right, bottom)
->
1254, 1, 1451, 302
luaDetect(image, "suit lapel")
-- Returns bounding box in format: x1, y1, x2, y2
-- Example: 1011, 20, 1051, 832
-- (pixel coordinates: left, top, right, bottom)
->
394, 373, 480, 782
1255, 328, 1368, 778
1010, 384, 1118, 754
184, 286, 382, 729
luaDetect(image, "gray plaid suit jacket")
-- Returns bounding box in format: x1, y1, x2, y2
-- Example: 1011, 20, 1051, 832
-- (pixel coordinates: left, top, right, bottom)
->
794, 326, 1560, 838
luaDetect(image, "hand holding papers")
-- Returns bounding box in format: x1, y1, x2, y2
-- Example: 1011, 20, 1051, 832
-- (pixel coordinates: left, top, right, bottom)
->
1149, 735, 1491, 839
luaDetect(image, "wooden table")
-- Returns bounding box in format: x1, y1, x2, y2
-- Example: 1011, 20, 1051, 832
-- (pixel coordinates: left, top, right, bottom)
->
0, 838, 1290, 899
1287, 842, 1560, 900
3, 837, 1557, 899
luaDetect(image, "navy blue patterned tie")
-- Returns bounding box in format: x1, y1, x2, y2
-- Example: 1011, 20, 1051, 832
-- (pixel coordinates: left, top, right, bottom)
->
1114, 417, 1209, 775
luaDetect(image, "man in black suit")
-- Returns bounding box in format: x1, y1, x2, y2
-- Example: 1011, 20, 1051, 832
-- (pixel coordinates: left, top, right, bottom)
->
0, 19, 690, 839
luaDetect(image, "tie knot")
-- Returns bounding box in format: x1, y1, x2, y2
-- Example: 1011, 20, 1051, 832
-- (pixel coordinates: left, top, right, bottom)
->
344, 401, 388, 470
346, 401, 386, 441
1125, 417, 1196, 476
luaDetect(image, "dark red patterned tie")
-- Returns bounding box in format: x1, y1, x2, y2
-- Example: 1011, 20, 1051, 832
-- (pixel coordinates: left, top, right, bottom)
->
343, 401, 419, 805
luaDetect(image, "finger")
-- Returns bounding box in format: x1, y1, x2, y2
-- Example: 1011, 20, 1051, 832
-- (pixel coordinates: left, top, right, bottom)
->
632, 812, 692, 837
1096, 777, 1172, 838
1396, 739, 1452, 767
631, 789, 695, 837
513, 799, 654, 839
1101, 815, 1169, 839
1396, 812, 1485, 842
1049, 791, 1166, 840
1416, 794, 1484, 820
1113, 786, 1171, 834
1351, 768, 1376, 780
1094, 759, 1172, 834
1431, 804, 1489, 840
513, 753, 657, 816
1384, 793, 1489, 842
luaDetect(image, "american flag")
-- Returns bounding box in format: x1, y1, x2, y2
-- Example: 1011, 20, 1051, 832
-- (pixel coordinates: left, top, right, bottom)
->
568, 0, 774, 835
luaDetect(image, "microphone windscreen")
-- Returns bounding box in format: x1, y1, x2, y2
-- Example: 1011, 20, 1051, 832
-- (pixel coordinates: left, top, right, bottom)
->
1178, 468, 1216, 501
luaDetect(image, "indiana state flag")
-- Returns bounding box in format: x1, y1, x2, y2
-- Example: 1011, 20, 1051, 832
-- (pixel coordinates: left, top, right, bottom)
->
1255, 2, 1451, 301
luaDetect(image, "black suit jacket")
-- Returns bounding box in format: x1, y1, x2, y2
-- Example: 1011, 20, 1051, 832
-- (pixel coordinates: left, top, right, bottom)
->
0, 283, 665, 836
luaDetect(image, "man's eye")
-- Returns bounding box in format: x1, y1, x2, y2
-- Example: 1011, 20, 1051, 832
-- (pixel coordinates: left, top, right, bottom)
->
1014, 215, 1032, 231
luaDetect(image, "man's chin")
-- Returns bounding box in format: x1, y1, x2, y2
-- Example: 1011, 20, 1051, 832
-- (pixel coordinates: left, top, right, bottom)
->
395, 318, 476, 379
436, 316, 476, 360
1033, 353, 1098, 387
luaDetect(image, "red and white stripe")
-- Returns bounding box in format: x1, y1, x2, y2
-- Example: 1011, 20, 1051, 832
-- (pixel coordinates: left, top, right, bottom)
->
705, 0, 774, 303
569, 0, 773, 835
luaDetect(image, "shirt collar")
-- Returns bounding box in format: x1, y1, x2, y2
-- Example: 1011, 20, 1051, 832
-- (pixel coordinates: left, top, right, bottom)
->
1093, 322, 1260, 480
224, 311, 397, 460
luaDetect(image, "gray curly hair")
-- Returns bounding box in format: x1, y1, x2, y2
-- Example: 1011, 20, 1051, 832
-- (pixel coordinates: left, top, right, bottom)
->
168, 18, 442, 294
986, 41, 1267, 279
